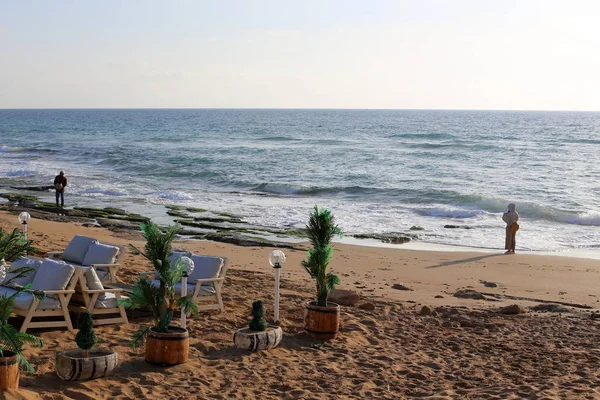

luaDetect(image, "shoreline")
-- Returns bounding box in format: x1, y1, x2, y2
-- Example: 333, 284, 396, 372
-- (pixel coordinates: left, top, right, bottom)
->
0, 207, 598, 311
4, 186, 600, 261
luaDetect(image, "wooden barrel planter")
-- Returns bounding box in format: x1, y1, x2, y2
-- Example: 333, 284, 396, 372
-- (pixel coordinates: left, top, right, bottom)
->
0, 351, 19, 390
145, 326, 189, 365
233, 326, 283, 351
304, 301, 341, 340
56, 348, 118, 381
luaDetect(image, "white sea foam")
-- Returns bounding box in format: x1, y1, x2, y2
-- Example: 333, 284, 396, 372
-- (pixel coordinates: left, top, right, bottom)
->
2, 109, 600, 252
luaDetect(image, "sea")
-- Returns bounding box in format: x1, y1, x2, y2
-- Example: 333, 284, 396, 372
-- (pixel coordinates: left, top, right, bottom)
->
1, 109, 600, 256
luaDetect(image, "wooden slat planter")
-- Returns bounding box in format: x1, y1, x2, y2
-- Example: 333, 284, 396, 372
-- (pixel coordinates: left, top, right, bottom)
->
304, 301, 341, 340
0, 351, 19, 390
233, 326, 283, 351
145, 326, 189, 365
55, 349, 119, 381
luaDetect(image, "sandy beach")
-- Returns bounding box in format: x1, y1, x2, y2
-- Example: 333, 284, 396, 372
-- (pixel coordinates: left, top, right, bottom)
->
0, 209, 599, 399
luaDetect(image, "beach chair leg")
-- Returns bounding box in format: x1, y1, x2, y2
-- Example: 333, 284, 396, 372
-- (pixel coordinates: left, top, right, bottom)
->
115, 292, 128, 324
20, 299, 40, 333
58, 295, 73, 331
216, 286, 224, 313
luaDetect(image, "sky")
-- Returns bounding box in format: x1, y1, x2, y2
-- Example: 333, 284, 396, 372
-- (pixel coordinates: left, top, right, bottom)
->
1, 0, 599, 110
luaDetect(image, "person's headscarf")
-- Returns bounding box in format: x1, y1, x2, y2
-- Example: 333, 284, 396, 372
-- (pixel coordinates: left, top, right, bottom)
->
503, 203, 518, 225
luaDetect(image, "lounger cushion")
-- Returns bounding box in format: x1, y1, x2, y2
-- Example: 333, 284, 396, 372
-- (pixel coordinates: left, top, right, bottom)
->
188, 256, 223, 283
0, 286, 61, 309
14, 292, 61, 309
82, 243, 120, 266
94, 292, 129, 309
83, 267, 104, 290
3, 258, 42, 288
94, 268, 111, 281
63, 235, 97, 264
30, 259, 74, 291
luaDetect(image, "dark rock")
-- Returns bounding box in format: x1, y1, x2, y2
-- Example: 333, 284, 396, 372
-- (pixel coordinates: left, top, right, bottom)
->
9, 185, 54, 192
358, 302, 376, 311
82, 222, 102, 228
531, 303, 569, 313
419, 306, 432, 316
352, 233, 414, 244
454, 289, 486, 300
435, 306, 463, 317
455, 317, 476, 328
392, 283, 412, 291
483, 281, 498, 288
409, 226, 425, 231
442, 320, 460, 328
434, 295, 444, 299
328, 289, 360, 307
385, 236, 411, 245
443, 225, 472, 229
498, 304, 526, 315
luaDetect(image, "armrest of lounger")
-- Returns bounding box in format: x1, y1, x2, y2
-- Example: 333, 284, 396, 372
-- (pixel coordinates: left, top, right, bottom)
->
194, 277, 225, 284
42, 289, 76, 295
84, 288, 124, 294
89, 263, 118, 268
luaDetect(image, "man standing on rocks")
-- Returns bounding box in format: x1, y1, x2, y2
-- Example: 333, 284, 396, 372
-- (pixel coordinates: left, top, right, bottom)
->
53, 171, 67, 208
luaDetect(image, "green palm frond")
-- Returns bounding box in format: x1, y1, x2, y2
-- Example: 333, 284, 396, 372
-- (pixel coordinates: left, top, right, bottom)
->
118, 277, 162, 319
136, 223, 180, 275
303, 206, 343, 306
125, 221, 201, 345
17, 354, 35, 373
326, 271, 340, 292
0, 323, 41, 372
176, 296, 198, 316
0, 296, 16, 324
130, 326, 151, 349
0, 323, 23, 355
2, 266, 38, 287
0, 228, 35, 262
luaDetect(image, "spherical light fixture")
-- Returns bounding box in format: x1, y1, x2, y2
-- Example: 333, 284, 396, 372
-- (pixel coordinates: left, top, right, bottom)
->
18, 212, 31, 225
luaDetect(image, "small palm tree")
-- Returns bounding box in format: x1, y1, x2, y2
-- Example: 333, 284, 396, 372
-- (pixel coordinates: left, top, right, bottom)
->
0, 228, 43, 372
119, 222, 198, 349
0, 228, 34, 262
301, 206, 343, 307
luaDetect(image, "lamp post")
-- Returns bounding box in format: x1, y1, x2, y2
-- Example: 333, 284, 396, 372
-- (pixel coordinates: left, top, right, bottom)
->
269, 250, 286, 324
0, 261, 6, 284
18, 212, 31, 242
178, 256, 195, 330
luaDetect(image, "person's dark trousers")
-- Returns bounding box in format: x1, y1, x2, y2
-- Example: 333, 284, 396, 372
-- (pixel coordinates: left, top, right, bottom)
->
55, 190, 64, 207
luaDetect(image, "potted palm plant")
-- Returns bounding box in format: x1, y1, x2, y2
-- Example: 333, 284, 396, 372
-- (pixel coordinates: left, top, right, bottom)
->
302, 206, 343, 340
0, 228, 43, 389
119, 222, 198, 365
55, 311, 119, 381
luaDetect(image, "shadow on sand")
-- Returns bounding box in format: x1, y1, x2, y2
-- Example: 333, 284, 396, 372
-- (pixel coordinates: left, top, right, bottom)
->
426, 253, 506, 269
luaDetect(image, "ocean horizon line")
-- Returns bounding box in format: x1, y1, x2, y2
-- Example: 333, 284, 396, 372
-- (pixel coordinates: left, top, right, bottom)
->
1, 107, 600, 113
